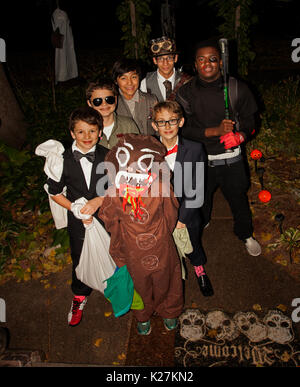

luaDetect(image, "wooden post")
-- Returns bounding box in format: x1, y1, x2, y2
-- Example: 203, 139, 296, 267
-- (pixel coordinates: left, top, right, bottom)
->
129, 1, 138, 59
235, 4, 240, 42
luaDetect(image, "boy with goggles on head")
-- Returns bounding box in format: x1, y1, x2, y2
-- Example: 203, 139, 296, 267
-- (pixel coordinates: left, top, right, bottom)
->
140, 36, 192, 102
86, 77, 140, 149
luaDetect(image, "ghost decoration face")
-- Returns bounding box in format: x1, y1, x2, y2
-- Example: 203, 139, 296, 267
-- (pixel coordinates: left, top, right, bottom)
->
263, 310, 294, 344
105, 134, 166, 198
206, 310, 240, 342
233, 311, 268, 343
179, 309, 206, 341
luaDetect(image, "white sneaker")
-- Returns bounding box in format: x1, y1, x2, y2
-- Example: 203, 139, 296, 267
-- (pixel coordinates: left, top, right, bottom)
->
245, 237, 261, 256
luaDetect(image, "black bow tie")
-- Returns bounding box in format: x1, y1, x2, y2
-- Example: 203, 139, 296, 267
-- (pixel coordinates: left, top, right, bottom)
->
73, 150, 95, 163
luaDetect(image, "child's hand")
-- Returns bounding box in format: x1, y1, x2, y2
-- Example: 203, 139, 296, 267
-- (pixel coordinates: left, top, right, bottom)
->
176, 220, 186, 229
218, 119, 235, 136
82, 216, 93, 225
80, 197, 104, 216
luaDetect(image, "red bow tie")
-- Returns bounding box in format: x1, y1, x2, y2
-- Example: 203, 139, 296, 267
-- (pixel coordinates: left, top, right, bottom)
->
166, 144, 178, 156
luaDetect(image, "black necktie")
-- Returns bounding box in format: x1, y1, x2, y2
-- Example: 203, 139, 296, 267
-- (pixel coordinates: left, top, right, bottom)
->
163, 80, 172, 100
73, 150, 95, 163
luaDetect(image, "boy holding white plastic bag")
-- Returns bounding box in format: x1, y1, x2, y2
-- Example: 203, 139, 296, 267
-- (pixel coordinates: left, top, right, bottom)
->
35, 106, 116, 327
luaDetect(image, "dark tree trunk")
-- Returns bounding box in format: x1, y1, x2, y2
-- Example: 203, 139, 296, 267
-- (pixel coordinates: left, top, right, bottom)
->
0, 64, 26, 149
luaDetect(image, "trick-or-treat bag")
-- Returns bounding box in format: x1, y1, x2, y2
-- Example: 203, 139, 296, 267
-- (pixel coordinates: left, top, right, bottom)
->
76, 218, 116, 294
104, 265, 144, 317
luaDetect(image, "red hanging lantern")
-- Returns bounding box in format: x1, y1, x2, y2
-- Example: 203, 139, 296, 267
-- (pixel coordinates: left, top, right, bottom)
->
251, 149, 263, 160
258, 190, 271, 203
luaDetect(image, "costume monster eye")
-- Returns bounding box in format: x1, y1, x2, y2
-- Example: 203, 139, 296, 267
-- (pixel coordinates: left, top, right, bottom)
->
116, 146, 130, 167
138, 154, 154, 172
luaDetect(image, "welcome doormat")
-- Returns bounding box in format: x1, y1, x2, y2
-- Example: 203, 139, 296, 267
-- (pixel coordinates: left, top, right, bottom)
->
174, 309, 300, 367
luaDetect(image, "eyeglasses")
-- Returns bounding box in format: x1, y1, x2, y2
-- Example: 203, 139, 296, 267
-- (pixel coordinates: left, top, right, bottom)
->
90, 96, 116, 107
154, 118, 180, 127
156, 55, 175, 63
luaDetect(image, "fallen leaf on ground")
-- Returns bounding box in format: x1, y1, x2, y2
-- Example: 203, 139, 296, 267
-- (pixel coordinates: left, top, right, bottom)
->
260, 232, 273, 242
104, 311, 112, 317
94, 338, 103, 347
276, 304, 287, 312
253, 304, 262, 311
118, 353, 126, 360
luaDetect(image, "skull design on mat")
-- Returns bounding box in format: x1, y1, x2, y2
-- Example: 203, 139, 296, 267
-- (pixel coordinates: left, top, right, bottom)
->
233, 311, 268, 342
179, 309, 206, 341
206, 310, 240, 341
263, 310, 294, 344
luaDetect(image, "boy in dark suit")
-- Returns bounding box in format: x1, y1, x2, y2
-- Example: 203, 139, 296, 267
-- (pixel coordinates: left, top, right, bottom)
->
152, 101, 214, 296
46, 106, 109, 326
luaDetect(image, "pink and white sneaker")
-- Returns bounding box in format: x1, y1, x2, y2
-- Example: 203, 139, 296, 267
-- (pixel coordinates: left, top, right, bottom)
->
68, 296, 87, 327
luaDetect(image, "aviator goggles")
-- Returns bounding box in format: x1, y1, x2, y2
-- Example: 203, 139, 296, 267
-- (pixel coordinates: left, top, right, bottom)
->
150, 37, 174, 54
90, 96, 116, 107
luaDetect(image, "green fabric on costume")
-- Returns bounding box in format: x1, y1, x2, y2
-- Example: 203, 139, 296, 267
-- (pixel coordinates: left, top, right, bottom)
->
131, 289, 144, 310
104, 265, 144, 317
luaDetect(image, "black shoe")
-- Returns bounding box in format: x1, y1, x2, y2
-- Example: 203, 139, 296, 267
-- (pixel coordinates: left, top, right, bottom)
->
196, 274, 214, 297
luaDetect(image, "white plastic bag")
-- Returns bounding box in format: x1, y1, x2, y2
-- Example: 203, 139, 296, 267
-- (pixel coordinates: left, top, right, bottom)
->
44, 184, 68, 229
76, 218, 116, 294
35, 140, 65, 182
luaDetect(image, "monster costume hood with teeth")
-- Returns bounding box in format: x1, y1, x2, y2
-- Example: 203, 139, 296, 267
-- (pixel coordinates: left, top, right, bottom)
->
104, 133, 170, 219
99, 134, 183, 322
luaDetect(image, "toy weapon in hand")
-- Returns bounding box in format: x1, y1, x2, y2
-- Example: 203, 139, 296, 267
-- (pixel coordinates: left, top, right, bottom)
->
219, 38, 230, 120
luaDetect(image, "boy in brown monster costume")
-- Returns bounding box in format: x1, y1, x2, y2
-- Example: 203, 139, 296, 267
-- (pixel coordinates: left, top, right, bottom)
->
98, 133, 183, 335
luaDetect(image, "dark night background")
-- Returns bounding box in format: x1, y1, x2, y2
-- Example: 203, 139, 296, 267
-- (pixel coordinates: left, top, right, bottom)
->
1, 1, 299, 52
0, 0, 299, 84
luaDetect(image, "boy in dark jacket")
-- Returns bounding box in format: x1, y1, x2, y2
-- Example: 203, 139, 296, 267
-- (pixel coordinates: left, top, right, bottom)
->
40, 107, 108, 326
152, 100, 214, 296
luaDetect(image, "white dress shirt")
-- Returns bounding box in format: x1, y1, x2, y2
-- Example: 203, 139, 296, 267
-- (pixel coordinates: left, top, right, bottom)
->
72, 141, 96, 189
163, 137, 178, 172
140, 69, 176, 100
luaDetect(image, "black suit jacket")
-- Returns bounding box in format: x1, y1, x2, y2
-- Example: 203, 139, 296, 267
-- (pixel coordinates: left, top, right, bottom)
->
173, 136, 207, 227
47, 144, 108, 226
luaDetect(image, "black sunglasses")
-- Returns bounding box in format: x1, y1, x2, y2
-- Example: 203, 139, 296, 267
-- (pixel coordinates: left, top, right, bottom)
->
91, 96, 116, 107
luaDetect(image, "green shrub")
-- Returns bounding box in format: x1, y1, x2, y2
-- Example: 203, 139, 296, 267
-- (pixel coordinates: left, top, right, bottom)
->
250, 76, 300, 157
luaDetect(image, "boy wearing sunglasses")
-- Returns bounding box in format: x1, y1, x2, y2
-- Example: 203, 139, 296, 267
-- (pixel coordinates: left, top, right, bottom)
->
152, 101, 214, 297
86, 78, 140, 149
